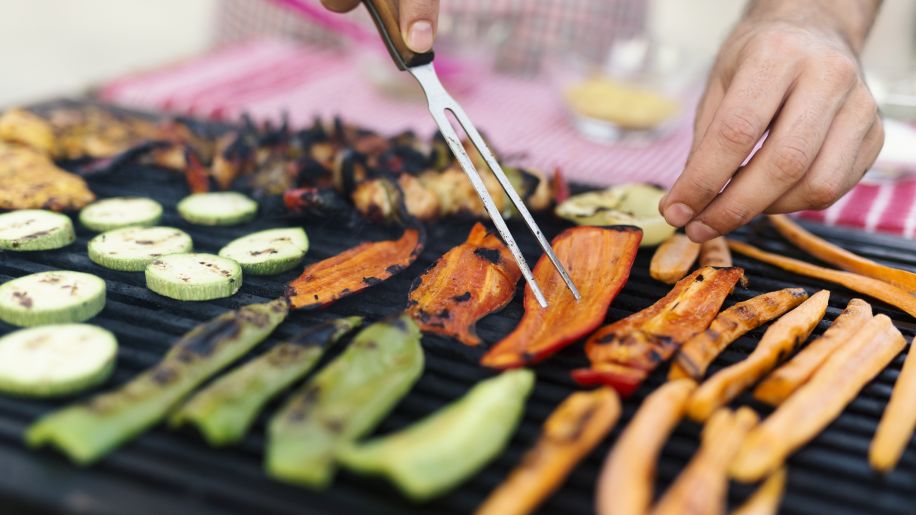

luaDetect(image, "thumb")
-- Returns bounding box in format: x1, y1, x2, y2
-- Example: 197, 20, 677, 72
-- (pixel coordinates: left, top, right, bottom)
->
399, 0, 439, 53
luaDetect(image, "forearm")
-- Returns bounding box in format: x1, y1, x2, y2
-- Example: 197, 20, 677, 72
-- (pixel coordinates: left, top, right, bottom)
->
744, 0, 882, 53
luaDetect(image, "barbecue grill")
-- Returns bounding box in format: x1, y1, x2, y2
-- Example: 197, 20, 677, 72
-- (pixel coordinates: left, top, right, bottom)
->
0, 106, 913, 515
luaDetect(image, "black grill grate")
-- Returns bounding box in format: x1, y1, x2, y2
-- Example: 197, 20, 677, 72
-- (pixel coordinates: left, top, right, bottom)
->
0, 152, 914, 515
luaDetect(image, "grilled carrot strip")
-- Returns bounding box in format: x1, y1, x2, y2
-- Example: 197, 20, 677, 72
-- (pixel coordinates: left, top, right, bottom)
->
730, 315, 905, 482
687, 290, 830, 421
573, 267, 744, 397
754, 299, 872, 405
869, 335, 916, 472
597, 379, 696, 515
481, 226, 641, 369
407, 223, 521, 346
669, 288, 809, 381
769, 214, 916, 294
286, 228, 423, 310
699, 236, 732, 267
729, 240, 916, 319
730, 468, 787, 515
650, 233, 701, 284
476, 388, 621, 515
651, 407, 758, 515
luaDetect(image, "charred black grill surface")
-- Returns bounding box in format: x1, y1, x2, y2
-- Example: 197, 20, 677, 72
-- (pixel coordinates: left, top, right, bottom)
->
0, 148, 914, 515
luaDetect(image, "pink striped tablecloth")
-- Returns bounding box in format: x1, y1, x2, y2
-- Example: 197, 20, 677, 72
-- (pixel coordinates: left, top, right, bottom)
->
99, 38, 915, 239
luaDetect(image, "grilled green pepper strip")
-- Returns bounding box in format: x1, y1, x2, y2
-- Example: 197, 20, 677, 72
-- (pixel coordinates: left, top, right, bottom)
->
26, 299, 289, 464
169, 316, 362, 446
266, 314, 423, 488
338, 369, 535, 501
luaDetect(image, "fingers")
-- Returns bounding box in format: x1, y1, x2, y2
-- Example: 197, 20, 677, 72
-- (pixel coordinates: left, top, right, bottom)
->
766, 101, 882, 214
399, 0, 439, 53
320, 0, 361, 13
660, 54, 799, 228
684, 68, 851, 242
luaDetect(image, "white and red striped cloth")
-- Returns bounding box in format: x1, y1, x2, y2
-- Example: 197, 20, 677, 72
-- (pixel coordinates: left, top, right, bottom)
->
98, 38, 916, 239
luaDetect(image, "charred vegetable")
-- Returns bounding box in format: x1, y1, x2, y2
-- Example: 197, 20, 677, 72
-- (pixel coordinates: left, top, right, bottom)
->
338, 369, 534, 502
26, 299, 288, 464
730, 315, 905, 482
687, 290, 830, 421
669, 288, 809, 381
699, 236, 731, 267
555, 183, 675, 246
286, 228, 423, 310
729, 240, 916, 319
481, 226, 641, 369
266, 315, 423, 488
731, 468, 787, 515
0, 209, 75, 251
597, 379, 696, 515
407, 223, 521, 346
651, 407, 758, 515
574, 267, 743, 397
769, 214, 916, 294
170, 316, 361, 445
650, 233, 701, 284
477, 388, 621, 515
869, 334, 916, 472
753, 298, 872, 405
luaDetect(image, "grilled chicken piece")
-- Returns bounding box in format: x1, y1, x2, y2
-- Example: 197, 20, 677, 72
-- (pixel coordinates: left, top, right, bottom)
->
0, 106, 159, 160
0, 142, 95, 211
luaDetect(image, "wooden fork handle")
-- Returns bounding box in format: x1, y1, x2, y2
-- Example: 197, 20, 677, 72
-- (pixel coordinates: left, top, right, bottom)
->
362, 0, 434, 70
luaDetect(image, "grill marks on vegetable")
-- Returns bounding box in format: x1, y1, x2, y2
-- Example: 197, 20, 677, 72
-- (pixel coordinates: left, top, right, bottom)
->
574, 267, 743, 396
481, 226, 642, 368
286, 228, 422, 310
406, 223, 521, 346
25, 299, 288, 464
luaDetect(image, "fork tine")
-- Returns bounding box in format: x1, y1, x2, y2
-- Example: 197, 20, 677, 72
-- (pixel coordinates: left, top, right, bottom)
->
448, 103, 582, 301
427, 107, 550, 308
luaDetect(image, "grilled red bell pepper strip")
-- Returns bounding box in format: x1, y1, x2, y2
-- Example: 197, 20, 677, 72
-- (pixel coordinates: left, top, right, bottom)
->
573, 266, 743, 397
286, 228, 423, 310
407, 223, 521, 346
480, 226, 642, 369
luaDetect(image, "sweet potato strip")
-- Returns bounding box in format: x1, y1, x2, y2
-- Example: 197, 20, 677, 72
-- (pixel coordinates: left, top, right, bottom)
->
730, 315, 905, 482
651, 233, 701, 283
481, 226, 641, 369
869, 335, 916, 472
573, 267, 744, 397
670, 288, 809, 381
730, 468, 787, 515
286, 228, 422, 310
699, 236, 732, 267
597, 379, 696, 515
769, 214, 916, 294
688, 290, 829, 421
476, 388, 621, 515
754, 299, 872, 405
651, 407, 758, 515
407, 223, 521, 346
729, 240, 916, 319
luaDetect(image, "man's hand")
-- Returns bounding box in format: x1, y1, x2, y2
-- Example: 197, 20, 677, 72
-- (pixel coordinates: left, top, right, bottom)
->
320, 0, 439, 53
660, 0, 884, 243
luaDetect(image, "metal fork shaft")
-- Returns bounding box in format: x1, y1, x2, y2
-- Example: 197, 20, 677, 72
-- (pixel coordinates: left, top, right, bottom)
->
409, 63, 580, 307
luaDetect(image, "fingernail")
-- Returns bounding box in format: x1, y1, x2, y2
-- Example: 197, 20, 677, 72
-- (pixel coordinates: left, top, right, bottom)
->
406, 21, 434, 53
686, 221, 719, 243
662, 202, 694, 227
